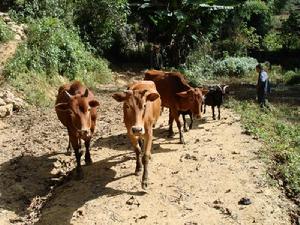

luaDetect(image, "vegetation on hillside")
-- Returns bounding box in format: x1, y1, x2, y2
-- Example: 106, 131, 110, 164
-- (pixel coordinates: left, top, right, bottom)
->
0, 17, 14, 43
229, 99, 300, 196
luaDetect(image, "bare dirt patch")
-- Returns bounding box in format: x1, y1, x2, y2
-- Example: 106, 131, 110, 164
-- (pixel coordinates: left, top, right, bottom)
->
0, 77, 296, 225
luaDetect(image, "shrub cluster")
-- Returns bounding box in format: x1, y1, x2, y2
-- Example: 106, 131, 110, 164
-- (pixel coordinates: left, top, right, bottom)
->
4, 17, 111, 84
183, 54, 258, 86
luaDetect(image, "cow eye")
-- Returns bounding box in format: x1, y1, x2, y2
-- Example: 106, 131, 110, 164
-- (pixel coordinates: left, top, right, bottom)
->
125, 104, 130, 109
143, 103, 146, 109
88, 107, 91, 112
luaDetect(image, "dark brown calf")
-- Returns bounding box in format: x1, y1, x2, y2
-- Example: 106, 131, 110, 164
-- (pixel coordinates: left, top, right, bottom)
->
55, 81, 100, 178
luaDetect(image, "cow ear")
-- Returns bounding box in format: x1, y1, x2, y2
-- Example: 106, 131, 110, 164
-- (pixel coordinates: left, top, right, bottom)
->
146, 92, 160, 101
176, 91, 189, 98
89, 100, 100, 108
55, 103, 70, 111
112, 92, 127, 102
201, 89, 209, 95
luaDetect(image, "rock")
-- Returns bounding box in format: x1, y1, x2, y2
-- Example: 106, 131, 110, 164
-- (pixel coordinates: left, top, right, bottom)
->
238, 197, 252, 205
1, 90, 27, 111
0, 103, 13, 117
126, 196, 140, 207
0, 98, 5, 106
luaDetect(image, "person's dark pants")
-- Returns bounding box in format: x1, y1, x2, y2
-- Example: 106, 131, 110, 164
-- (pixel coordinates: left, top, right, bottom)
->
257, 90, 267, 108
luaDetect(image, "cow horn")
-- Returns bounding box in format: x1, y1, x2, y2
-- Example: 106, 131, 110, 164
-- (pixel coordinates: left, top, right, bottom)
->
83, 88, 89, 97
217, 84, 222, 90
223, 85, 229, 93
65, 91, 72, 99
124, 90, 133, 95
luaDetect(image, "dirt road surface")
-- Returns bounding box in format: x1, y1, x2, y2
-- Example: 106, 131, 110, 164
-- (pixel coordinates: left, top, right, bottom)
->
0, 75, 296, 225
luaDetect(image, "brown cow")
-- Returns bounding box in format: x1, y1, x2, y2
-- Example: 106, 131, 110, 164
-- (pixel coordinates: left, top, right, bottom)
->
55, 81, 100, 178
145, 70, 206, 144
112, 81, 161, 189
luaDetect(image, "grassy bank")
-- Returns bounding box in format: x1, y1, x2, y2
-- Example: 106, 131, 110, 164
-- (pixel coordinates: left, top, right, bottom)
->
3, 17, 112, 107
228, 98, 300, 198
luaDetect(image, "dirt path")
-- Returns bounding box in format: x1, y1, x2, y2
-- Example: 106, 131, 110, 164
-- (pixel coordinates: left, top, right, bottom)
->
0, 76, 296, 225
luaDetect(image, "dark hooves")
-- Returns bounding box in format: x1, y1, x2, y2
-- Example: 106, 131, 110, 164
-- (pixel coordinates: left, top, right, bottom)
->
167, 133, 175, 138
85, 158, 93, 165
135, 168, 142, 176
75, 170, 84, 180
141, 181, 148, 190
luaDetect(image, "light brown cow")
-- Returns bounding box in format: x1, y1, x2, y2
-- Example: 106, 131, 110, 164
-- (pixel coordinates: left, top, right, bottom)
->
145, 70, 207, 144
55, 81, 100, 178
112, 81, 161, 189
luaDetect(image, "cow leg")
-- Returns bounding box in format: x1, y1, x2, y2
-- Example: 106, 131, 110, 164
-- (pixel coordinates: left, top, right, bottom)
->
142, 130, 152, 189
212, 106, 216, 120
189, 111, 193, 130
168, 111, 175, 137
182, 114, 188, 132
218, 105, 221, 120
174, 112, 184, 144
70, 135, 83, 179
66, 128, 72, 155
84, 138, 92, 165
204, 104, 206, 114
129, 135, 142, 175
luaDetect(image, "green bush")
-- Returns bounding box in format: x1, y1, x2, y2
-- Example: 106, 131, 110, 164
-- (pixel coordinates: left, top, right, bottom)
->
214, 57, 258, 77
4, 17, 111, 83
284, 70, 300, 86
263, 31, 283, 51
74, 0, 128, 54
0, 17, 14, 43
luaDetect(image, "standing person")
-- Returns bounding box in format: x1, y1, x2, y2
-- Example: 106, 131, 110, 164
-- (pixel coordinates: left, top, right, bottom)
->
150, 44, 163, 70
256, 63, 270, 108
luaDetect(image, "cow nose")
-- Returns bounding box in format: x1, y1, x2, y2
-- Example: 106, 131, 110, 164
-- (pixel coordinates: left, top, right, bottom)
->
132, 126, 143, 134
80, 129, 90, 137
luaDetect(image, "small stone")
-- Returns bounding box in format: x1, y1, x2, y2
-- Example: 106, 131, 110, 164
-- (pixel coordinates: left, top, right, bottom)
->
238, 197, 252, 205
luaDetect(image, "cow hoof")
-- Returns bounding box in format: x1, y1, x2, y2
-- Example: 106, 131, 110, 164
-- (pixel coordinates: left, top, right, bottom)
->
135, 168, 142, 176
142, 181, 148, 190
180, 139, 185, 144
85, 158, 93, 165
213, 117, 216, 120
168, 133, 175, 138
75, 170, 83, 180
183, 128, 188, 132
66, 151, 72, 156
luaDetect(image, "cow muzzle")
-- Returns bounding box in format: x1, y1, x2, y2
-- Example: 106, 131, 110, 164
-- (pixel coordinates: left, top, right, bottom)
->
131, 126, 145, 135
78, 129, 91, 139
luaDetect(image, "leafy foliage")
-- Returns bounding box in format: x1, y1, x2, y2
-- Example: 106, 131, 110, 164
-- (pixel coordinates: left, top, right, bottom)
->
74, 0, 129, 54
0, 17, 14, 43
4, 17, 111, 83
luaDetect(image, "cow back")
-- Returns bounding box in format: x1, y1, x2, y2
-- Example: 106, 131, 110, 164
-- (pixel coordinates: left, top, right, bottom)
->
145, 70, 191, 108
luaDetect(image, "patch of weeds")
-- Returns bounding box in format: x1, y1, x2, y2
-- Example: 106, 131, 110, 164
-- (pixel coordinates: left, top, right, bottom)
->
0, 17, 14, 43
229, 98, 300, 196
8, 72, 68, 107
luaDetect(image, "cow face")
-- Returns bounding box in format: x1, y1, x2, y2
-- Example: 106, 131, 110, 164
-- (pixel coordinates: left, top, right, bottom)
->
113, 90, 160, 136
55, 89, 100, 139
176, 88, 206, 118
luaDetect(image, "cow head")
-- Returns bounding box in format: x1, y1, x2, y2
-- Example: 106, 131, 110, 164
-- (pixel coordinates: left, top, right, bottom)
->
113, 89, 160, 136
217, 84, 229, 95
176, 88, 207, 119
55, 89, 100, 139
